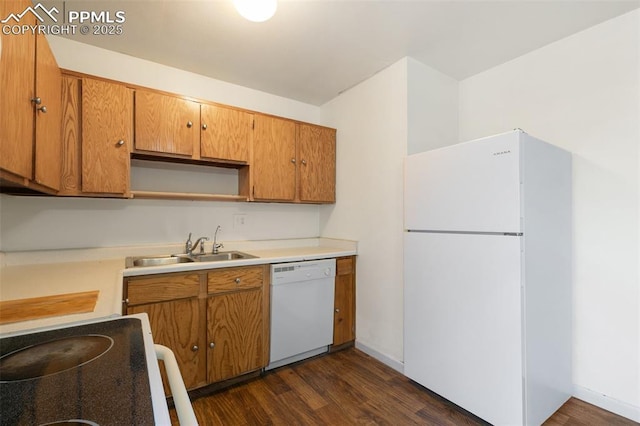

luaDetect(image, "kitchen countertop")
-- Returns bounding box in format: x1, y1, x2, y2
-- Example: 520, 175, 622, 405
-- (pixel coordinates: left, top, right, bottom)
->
0, 238, 357, 334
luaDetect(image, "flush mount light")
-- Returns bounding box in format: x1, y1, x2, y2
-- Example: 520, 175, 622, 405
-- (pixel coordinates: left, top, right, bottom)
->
233, 0, 277, 22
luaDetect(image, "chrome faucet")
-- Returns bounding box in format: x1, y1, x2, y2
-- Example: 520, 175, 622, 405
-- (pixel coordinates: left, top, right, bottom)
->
185, 233, 193, 254
185, 233, 209, 255
212, 225, 224, 254
192, 236, 209, 255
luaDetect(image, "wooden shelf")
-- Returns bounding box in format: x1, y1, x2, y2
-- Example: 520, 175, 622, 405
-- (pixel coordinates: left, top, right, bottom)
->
130, 191, 248, 202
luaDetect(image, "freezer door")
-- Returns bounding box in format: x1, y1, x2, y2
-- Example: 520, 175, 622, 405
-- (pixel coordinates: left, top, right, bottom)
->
405, 131, 521, 233
404, 232, 523, 425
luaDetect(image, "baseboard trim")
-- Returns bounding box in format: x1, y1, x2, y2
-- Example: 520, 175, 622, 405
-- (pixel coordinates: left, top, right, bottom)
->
573, 384, 640, 422
354, 340, 404, 374
353, 342, 640, 423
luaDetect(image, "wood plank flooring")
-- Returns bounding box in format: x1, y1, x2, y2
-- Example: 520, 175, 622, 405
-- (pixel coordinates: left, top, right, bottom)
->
170, 348, 637, 425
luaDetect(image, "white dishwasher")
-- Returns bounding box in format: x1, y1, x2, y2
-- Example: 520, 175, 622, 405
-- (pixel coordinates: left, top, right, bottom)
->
267, 258, 336, 370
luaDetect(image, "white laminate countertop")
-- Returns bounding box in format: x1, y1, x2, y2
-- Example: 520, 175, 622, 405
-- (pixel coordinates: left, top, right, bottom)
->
0, 238, 357, 335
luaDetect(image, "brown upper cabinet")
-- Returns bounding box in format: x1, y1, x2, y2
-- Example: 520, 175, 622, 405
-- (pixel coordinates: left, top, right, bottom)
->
134, 90, 200, 158
0, 0, 62, 193
81, 78, 133, 195
134, 91, 252, 165
3, 53, 335, 203
252, 114, 297, 201
59, 75, 133, 197
200, 104, 252, 163
253, 115, 336, 203
298, 123, 336, 203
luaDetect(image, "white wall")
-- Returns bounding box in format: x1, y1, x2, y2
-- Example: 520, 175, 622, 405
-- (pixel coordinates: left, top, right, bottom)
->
0, 37, 323, 252
319, 58, 459, 367
320, 9, 639, 420
407, 57, 459, 154
459, 10, 639, 419
47, 37, 321, 123
320, 59, 409, 365
0, 195, 319, 251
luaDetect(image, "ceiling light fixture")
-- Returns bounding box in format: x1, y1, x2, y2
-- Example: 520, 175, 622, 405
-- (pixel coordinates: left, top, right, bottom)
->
233, 0, 278, 22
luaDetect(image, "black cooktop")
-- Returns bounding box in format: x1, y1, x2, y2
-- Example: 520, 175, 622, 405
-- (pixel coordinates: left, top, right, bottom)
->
0, 318, 155, 426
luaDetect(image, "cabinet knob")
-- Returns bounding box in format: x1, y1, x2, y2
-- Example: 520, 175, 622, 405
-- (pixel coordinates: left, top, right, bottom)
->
335, 308, 340, 313
234, 278, 241, 284
37, 105, 47, 113
187, 121, 193, 128
291, 158, 296, 164
31, 97, 42, 105
301, 159, 307, 165
191, 345, 199, 352
209, 342, 215, 349
116, 140, 125, 147
202, 124, 208, 130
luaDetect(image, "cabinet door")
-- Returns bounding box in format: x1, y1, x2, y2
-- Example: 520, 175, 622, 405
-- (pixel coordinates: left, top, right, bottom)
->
0, 0, 35, 180
135, 90, 199, 157
82, 78, 132, 194
128, 298, 203, 393
33, 33, 62, 191
208, 266, 263, 293
333, 257, 356, 346
59, 76, 81, 194
200, 104, 251, 163
298, 124, 336, 203
252, 115, 296, 201
207, 289, 264, 382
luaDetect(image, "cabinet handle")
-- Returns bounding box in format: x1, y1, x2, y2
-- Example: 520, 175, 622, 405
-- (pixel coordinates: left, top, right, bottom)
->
187, 121, 193, 128
116, 140, 125, 147
291, 158, 296, 164
191, 345, 199, 352
36, 105, 47, 113
209, 342, 215, 349
234, 278, 241, 284
31, 97, 42, 105
202, 124, 207, 130
301, 159, 307, 165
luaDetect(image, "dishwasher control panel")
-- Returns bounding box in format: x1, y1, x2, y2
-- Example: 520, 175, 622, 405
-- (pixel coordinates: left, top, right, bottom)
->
271, 259, 336, 286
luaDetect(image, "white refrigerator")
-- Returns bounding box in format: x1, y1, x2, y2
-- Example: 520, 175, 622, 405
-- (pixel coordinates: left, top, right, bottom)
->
403, 130, 572, 426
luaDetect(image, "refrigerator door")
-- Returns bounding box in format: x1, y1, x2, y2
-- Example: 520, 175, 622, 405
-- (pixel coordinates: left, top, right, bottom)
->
404, 232, 523, 425
405, 131, 521, 233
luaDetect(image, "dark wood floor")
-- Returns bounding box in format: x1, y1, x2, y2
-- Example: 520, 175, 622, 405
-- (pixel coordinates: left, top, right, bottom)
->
170, 348, 637, 425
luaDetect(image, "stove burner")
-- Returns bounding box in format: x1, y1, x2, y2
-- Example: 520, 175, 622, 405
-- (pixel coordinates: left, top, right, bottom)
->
40, 420, 100, 426
0, 335, 113, 382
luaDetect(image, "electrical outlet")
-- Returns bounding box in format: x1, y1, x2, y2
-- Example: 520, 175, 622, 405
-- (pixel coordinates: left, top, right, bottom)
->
233, 214, 247, 229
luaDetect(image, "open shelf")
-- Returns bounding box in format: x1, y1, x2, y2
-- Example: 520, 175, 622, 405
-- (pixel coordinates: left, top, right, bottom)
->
130, 191, 248, 202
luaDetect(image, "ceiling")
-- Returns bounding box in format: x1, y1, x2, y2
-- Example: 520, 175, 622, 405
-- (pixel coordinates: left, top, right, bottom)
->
51, 0, 640, 105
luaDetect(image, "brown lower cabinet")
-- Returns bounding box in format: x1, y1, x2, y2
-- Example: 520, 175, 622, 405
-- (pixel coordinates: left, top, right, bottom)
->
123, 257, 354, 395
129, 296, 201, 394
123, 265, 270, 395
333, 256, 356, 346
206, 266, 267, 383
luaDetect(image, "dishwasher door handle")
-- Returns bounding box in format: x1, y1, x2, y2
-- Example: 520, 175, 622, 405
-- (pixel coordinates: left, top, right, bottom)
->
155, 344, 198, 425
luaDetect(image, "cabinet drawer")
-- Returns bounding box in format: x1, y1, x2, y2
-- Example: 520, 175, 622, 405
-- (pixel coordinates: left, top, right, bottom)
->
337, 257, 354, 276
208, 266, 263, 294
126, 273, 200, 305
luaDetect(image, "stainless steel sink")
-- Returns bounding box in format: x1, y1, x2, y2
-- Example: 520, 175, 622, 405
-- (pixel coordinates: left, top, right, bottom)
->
128, 255, 194, 268
193, 251, 257, 262
126, 251, 256, 268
